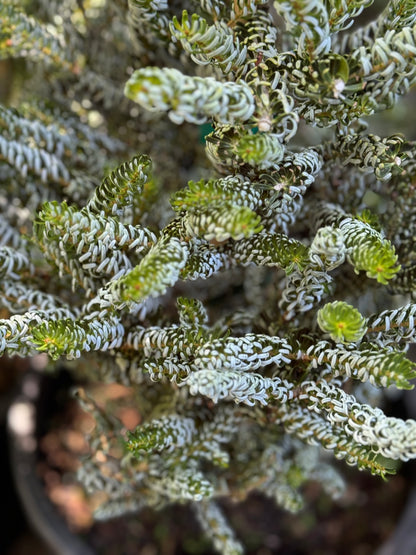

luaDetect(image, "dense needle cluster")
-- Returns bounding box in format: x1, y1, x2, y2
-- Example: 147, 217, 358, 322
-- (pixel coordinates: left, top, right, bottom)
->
1, 1, 416, 553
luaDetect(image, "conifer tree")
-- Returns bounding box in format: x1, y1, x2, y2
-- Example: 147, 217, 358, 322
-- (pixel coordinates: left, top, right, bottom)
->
2, 1, 416, 553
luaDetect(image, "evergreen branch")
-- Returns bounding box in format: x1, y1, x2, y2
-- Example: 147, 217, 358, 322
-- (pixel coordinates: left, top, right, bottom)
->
231, 131, 285, 168
274, 0, 331, 56
255, 148, 323, 231
111, 236, 189, 303
0, 3, 73, 70
337, 0, 416, 52
5, 1, 416, 549
125, 325, 209, 359
31, 315, 124, 360
194, 501, 244, 555
193, 334, 292, 371
193, 404, 241, 467
170, 10, 248, 73
181, 204, 263, 241
377, 0, 416, 31
0, 135, 70, 185
18, 100, 125, 154
124, 67, 255, 124
127, 415, 196, 455
0, 214, 27, 249
279, 267, 334, 318
127, 329, 293, 386
0, 247, 33, 280
315, 203, 400, 283
309, 226, 346, 271
192, 0, 228, 20
171, 176, 263, 212
127, 0, 171, 48
249, 70, 299, 140
280, 148, 323, 186
0, 281, 78, 318
390, 264, 416, 294
0, 310, 60, 357
139, 357, 192, 384
93, 498, 145, 521
128, 0, 169, 24
177, 297, 209, 327
282, 52, 363, 127
305, 341, 416, 389
258, 147, 322, 212
185, 369, 294, 405
243, 442, 345, 511
237, 443, 306, 511
334, 133, 405, 181
327, 0, 375, 34
301, 379, 416, 461
0, 104, 73, 159
181, 238, 232, 280
229, 233, 310, 273
146, 468, 214, 502
34, 201, 157, 292
341, 219, 400, 284
366, 303, 416, 345
205, 127, 285, 171
350, 23, 416, 108
275, 402, 392, 477
232, 5, 277, 54
86, 154, 153, 218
